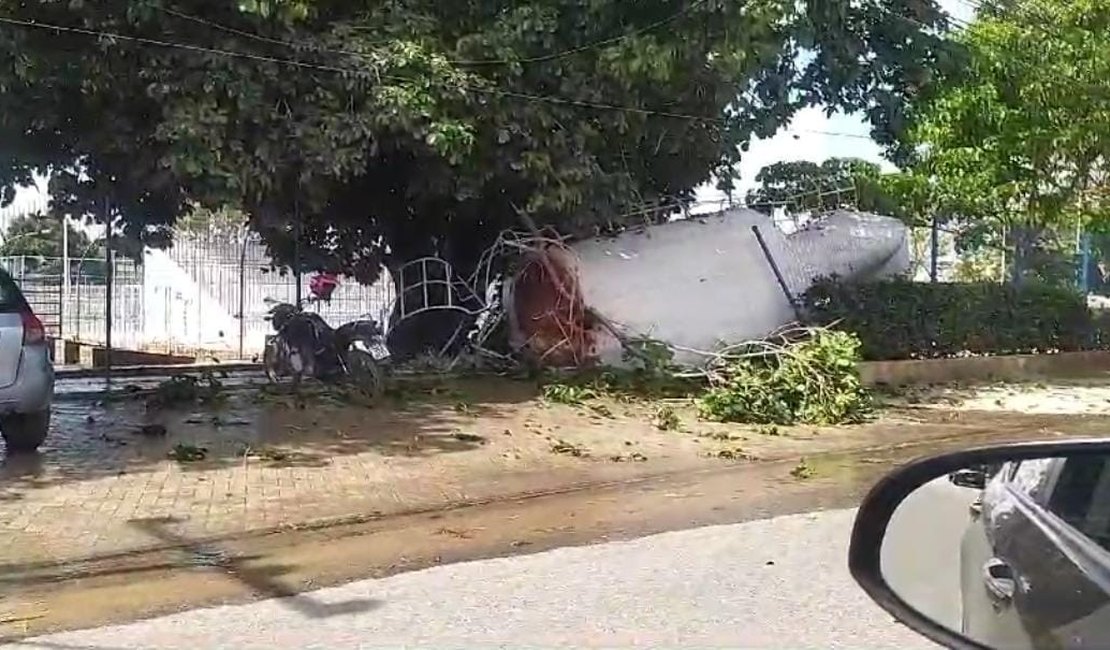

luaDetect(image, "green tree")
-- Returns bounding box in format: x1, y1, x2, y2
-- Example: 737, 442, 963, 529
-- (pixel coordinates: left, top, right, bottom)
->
900, 0, 1110, 285
746, 157, 906, 216
0, 0, 961, 284
0, 212, 106, 278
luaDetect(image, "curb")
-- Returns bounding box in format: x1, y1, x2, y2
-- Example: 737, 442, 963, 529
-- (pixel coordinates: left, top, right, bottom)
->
55, 362, 262, 380
52, 378, 265, 403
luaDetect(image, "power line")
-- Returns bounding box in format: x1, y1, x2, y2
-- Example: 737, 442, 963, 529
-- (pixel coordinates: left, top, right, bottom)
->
159, 7, 404, 58
0, 13, 886, 141
0, 15, 725, 121
0, 15, 360, 75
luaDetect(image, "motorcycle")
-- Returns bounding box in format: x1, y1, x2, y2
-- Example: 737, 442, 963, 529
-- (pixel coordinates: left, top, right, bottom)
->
262, 299, 388, 395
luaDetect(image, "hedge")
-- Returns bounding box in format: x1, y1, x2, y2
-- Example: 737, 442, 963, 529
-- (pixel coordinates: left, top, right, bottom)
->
801, 278, 1101, 361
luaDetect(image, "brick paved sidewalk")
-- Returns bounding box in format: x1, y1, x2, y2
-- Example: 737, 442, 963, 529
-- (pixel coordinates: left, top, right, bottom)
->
0, 380, 716, 568
0, 378, 1015, 571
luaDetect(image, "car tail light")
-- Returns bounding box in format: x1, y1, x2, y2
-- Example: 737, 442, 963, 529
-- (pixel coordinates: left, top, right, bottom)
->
20, 310, 46, 346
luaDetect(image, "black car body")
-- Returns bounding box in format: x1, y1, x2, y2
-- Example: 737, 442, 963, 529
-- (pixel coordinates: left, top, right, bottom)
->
960, 456, 1110, 649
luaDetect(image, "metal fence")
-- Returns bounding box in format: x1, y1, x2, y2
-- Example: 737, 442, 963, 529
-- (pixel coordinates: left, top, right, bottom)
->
0, 231, 395, 361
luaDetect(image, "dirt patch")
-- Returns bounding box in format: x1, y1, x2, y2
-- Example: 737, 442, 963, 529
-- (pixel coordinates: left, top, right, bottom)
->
883, 378, 1110, 416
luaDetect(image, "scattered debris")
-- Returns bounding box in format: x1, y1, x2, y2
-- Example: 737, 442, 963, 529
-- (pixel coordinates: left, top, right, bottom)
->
550, 440, 588, 457
610, 452, 648, 463
712, 448, 755, 461
543, 383, 597, 406
588, 403, 615, 419
698, 328, 871, 426
452, 432, 488, 444
790, 459, 816, 479
652, 405, 681, 431
137, 424, 168, 437
168, 444, 208, 462
147, 372, 226, 410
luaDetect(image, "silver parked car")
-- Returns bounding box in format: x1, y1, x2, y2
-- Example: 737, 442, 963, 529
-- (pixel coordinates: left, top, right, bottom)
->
0, 267, 53, 453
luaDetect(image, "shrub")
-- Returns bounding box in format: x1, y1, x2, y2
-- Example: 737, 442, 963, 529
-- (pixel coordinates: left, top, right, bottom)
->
802, 278, 1099, 361
697, 329, 871, 425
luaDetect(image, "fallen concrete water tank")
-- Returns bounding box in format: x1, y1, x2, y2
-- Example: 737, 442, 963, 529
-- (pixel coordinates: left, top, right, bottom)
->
507, 208, 909, 367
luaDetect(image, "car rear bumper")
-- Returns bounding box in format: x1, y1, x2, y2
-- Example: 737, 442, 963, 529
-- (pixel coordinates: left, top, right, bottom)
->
0, 346, 54, 414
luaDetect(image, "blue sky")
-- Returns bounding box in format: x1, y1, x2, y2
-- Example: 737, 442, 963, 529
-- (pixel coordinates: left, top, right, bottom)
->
1, 0, 975, 227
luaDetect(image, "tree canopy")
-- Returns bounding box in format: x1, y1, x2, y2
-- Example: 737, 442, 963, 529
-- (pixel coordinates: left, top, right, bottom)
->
897, 0, 1110, 283
745, 157, 911, 217
0, 212, 96, 259
0, 212, 106, 278
0, 0, 960, 282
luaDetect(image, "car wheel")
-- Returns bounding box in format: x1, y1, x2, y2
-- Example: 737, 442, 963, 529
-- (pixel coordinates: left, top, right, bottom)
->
1, 408, 51, 454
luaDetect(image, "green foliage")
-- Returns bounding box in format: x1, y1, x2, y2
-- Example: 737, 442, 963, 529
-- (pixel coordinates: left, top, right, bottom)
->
0, 212, 105, 277
898, 0, 1110, 282
542, 382, 597, 406
621, 336, 676, 376
0, 0, 960, 278
168, 443, 209, 462
746, 158, 903, 217
652, 404, 681, 431
790, 459, 816, 480
175, 205, 246, 236
147, 372, 226, 410
697, 330, 871, 426
803, 277, 1098, 361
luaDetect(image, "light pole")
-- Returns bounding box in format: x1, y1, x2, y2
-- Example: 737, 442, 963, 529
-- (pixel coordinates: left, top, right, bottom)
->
71, 237, 104, 344
62, 215, 70, 338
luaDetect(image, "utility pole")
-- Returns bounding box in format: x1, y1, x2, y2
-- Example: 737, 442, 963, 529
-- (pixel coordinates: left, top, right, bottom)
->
61, 213, 70, 339
293, 198, 302, 308
103, 199, 113, 383
929, 215, 939, 282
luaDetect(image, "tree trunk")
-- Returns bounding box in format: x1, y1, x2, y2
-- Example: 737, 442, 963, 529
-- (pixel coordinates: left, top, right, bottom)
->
1009, 225, 1040, 286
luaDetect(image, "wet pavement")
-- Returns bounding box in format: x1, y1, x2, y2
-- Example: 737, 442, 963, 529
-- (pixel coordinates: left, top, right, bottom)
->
54, 370, 264, 400
2, 375, 1110, 633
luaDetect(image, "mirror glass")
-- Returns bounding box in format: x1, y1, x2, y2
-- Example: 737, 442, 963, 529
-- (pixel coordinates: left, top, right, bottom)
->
881, 454, 1110, 650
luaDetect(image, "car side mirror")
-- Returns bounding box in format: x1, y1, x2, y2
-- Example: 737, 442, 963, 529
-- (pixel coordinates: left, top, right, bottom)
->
849, 439, 1110, 650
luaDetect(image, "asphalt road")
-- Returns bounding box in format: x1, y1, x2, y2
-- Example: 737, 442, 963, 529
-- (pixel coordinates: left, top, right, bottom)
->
882, 477, 979, 635
5, 507, 943, 650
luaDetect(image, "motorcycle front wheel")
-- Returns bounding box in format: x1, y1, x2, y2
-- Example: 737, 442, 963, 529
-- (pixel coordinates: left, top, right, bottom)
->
345, 347, 384, 397
263, 335, 281, 383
